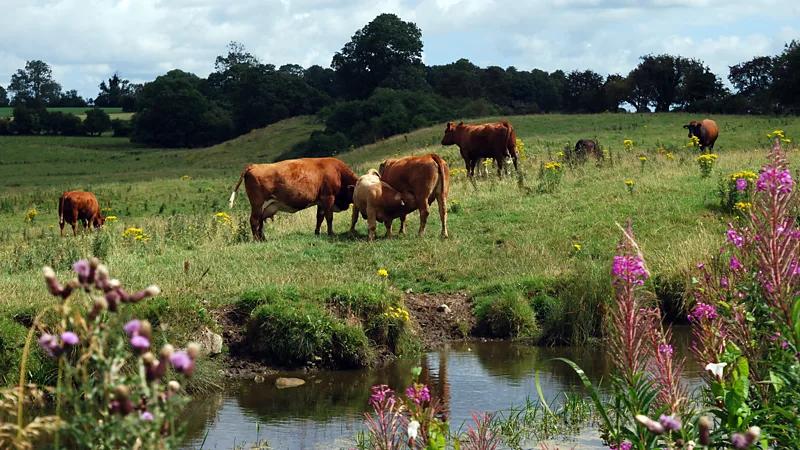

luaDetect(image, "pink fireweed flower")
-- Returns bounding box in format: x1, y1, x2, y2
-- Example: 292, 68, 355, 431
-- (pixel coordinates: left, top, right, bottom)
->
140, 411, 154, 421
612, 254, 648, 285
736, 178, 748, 191
369, 384, 395, 406
610, 443, 632, 450
658, 344, 674, 355
727, 226, 744, 247
720, 278, 729, 288
405, 384, 431, 404
688, 303, 718, 322
756, 167, 793, 194
730, 257, 744, 271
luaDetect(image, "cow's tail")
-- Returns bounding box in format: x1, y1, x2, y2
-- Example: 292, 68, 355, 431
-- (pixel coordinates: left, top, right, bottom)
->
431, 154, 450, 199
503, 121, 516, 158
58, 194, 65, 226
229, 164, 255, 209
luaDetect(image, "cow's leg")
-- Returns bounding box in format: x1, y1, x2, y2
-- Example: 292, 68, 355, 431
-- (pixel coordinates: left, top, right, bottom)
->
399, 214, 407, 234
366, 209, 377, 242
250, 204, 264, 241
315, 206, 325, 235
384, 219, 394, 238
59, 221, 65, 237
512, 155, 519, 172
418, 202, 430, 237
72, 221, 78, 237
349, 205, 359, 236
438, 195, 448, 239
318, 196, 336, 236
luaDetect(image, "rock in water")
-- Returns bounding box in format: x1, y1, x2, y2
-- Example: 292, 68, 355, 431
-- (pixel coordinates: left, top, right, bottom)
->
275, 377, 305, 389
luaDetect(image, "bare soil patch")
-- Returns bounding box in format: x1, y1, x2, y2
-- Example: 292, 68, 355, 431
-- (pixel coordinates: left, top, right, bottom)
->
402, 292, 476, 349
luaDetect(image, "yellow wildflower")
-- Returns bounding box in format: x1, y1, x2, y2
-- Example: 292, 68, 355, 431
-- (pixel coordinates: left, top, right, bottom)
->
665, 152, 674, 160
734, 202, 753, 212
105, 215, 118, 222
625, 180, 634, 186
639, 156, 647, 162
556, 151, 564, 157
24, 209, 37, 222
377, 269, 388, 278
573, 244, 581, 252
623, 139, 634, 151
181, 175, 190, 180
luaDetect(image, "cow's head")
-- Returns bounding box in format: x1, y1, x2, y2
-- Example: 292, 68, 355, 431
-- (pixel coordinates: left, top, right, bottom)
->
380, 182, 407, 212
683, 121, 702, 139
94, 216, 105, 229
441, 122, 460, 146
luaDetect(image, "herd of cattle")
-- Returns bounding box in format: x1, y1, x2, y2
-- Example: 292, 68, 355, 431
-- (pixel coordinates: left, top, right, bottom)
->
55, 118, 719, 241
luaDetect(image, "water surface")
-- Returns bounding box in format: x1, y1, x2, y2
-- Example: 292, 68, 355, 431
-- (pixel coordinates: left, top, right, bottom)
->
182, 327, 701, 449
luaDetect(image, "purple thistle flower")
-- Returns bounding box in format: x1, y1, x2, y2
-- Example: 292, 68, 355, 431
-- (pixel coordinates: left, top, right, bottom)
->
170, 351, 192, 371
697, 263, 704, 269
61, 332, 79, 346
39, 333, 61, 358
123, 320, 141, 337
130, 335, 150, 351
736, 178, 748, 192
72, 259, 90, 279
658, 344, 674, 355
659, 414, 682, 431
140, 411, 154, 421
732, 433, 749, 449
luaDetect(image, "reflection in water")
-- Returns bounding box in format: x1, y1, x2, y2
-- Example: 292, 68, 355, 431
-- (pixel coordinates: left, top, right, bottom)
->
182, 327, 701, 449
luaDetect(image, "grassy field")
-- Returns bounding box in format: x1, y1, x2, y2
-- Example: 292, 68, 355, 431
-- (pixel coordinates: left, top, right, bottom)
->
0, 112, 797, 387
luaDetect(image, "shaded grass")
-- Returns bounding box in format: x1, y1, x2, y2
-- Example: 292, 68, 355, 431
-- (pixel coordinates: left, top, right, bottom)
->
1, 113, 799, 385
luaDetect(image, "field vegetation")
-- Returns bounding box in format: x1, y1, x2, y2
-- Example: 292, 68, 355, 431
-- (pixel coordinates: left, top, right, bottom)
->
1, 112, 798, 390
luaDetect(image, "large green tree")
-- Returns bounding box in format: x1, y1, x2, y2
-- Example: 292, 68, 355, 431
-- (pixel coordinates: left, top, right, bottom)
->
0, 86, 8, 107
562, 69, 607, 113
728, 56, 774, 113
95, 73, 141, 111
771, 40, 800, 112
8, 60, 62, 106
84, 108, 112, 136
131, 70, 234, 148
427, 59, 483, 99
626, 54, 685, 112
331, 13, 425, 99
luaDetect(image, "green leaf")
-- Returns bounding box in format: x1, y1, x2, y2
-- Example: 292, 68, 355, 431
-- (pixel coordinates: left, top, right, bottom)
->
538, 358, 614, 434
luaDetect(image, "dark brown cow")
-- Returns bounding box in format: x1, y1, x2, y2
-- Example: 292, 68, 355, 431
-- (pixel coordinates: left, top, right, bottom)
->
58, 190, 104, 237
348, 169, 416, 241
229, 158, 359, 240
378, 154, 449, 238
683, 119, 719, 151
441, 121, 518, 178
575, 139, 599, 160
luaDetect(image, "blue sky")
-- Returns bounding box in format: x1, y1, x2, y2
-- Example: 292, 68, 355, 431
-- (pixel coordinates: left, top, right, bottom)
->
1, 0, 798, 100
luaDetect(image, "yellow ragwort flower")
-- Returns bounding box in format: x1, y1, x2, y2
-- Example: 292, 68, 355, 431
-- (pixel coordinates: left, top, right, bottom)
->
377, 269, 389, 278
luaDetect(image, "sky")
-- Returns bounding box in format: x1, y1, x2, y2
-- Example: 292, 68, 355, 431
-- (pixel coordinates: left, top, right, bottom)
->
1, 0, 799, 100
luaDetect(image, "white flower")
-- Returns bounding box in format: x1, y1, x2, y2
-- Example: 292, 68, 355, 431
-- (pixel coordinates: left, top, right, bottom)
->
705, 362, 727, 378
685, 441, 696, 450
407, 420, 420, 439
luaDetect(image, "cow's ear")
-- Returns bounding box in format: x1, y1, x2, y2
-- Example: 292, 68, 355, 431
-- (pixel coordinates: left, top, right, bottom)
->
457, 121, 464, 126
347, 185, 355, 193
683, 124, 689, 129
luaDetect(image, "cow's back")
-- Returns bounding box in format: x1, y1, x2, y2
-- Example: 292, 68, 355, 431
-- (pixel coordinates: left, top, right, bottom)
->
60, 190, 100, 222
701, 119, 719, 145
380, 154, 445, 203
245, 157, 356, 209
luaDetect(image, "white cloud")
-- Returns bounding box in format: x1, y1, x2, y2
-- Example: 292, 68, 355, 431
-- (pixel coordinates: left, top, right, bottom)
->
0, 0, 798, 98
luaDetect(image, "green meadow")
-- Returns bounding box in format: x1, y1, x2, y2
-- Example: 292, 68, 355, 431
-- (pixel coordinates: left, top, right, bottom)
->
1, 113, 798, 387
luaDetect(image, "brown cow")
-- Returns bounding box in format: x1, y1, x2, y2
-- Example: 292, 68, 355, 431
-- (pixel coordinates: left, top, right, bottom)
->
228, 158, 359, 240
378, 154, 449, 238
348, 169, 415, 241
575, 139, 599, 160
58, 190, 104, 237
683, 119, 719, 151
441, 121, 518, 178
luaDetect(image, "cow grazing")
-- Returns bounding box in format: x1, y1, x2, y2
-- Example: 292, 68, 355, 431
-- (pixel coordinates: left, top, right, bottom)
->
574, 139, 599, 160
683, 119, 719, 151
441, 121, 518, 178
378, 154, 450, 238
228, 158, 359, 240
348, 169, 415, 241
58, 190, 104, 237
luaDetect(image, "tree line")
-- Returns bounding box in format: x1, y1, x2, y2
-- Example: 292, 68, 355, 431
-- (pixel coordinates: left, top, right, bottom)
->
2, 13, 799, 151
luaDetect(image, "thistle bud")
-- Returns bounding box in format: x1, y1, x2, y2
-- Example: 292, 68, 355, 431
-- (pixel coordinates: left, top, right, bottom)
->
114, 385, 130, 400
109, 279, 121, 289
187, 342, 201, 359
169, 380, 181, 393
43, 268, 65, 297
89, 257, 100, 269
139, 321, 152, 340
635, 414, 665, 435
43, 266, 56, 280
105, 289, 120, 313
745, 426, 761, 445
160, 344, 175, 359
89, 297, 108, 321
698, 416, 711, 445
685, 440, 696, 450
146, 285, 161, 297
142, 352, 156, 365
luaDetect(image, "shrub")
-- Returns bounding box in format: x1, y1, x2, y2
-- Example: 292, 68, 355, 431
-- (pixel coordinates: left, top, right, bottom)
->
111, 118, 133, 137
